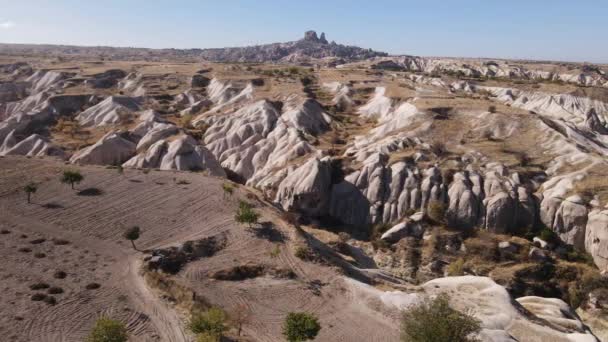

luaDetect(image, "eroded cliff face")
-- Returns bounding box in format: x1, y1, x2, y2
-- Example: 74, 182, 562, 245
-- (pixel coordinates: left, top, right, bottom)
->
2, 54, 608, 276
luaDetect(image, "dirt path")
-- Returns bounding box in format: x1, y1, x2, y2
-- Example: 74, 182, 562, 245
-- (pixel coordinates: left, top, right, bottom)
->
126, 257, 190, 342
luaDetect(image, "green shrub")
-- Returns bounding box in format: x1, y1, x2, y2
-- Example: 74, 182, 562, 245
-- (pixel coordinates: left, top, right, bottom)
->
221, 183, 234, 197
270, 245, 281, 258
539, 228, 559, 245
235, 201, 260, 229
283, 312, 321, 342
400, 294, 481, 342
294, 246, 315, 261
189, 307, 228, 339
427, 201, 446, 224
447, 258, 465, 276
86, 317, 128, 342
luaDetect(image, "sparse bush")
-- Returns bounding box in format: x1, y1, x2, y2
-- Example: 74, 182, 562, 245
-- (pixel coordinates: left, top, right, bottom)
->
34, 252, 46, 258
270, 245, 281, 258
300, 76, 313, 87
31, 293, 47, 301
30, 282, 50, 290
488, 105, 497, 113
86, 317, 128, 342
338, 232, 350, 243
235, 201, 260, 229
212, 264, 265, 281
294, 246, 316, 261
465, 237, 499, 262
48, 286, 63, 294
430, 140, 447, 157
400, 294, 481, 342
43, 296, 57, 305
282, 211, 301, 229
427, 201, 446, 224
221, 183, 234, 198
52, 238, 70, 245
85, 283, 101, 290
371, 223, 391, 241
516, 152, 531, 167
53, 271, 67, 279
176, 179, 190, 185
23, 182, 37, 204
447, 258, 466, 276
283, 312, 321, 342
539, 228, 559, 246
61, 170, 84, 190
196, 332, 220, 342
189, 307, 228, 340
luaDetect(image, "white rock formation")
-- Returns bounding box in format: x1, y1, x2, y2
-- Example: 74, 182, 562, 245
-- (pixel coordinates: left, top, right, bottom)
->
76, 96, 140, 127
136, 122, 180, 151
375, 56, 608, 88
124, 135, 225, 176
358, 87, 393, 121
0, 133, 62, 157
275, 157, 332, 216
200, 98, 328, 187
380, 213, 425, 242
281, 99, 331, 135
323, 81, 353, 110
585, 209, 608, 273
552, 195, 589, 250
70, 132, 136, 165
348, 275, 599, 341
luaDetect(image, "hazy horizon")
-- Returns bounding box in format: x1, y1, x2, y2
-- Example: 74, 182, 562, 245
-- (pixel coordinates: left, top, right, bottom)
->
1, 0, 607, 63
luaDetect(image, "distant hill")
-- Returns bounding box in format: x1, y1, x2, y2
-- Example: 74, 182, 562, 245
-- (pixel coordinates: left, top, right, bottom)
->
0, 31, 388, 63
198, 30, 388, 63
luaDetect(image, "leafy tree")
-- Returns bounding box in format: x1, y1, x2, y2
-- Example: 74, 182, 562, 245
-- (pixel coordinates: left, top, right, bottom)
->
123, 226, 141, 251
189, 307, 228, 341
400, 294, 481, 342
86, 317, 128, 342
235, 201, 259, 229
61, 170, 84, 190
283, 312, 321, 342
23, 182, 37, 204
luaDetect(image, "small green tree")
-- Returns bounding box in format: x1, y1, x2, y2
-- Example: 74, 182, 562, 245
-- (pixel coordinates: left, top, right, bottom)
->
86, 317, 128, 342
283, 312, 321, 342
123, 226, 141, 251
23, 182, 37, 204
189, 307, 228, 341
235, 201, 259, 229
400, 294, 481, 342
61, 170, 84, 190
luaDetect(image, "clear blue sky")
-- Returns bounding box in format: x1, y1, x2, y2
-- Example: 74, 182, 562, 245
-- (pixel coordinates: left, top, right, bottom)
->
1, 0, 607, 63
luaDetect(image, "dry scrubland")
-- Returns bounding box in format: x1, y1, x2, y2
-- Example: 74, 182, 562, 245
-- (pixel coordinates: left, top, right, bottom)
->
0, 156, 399, 342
